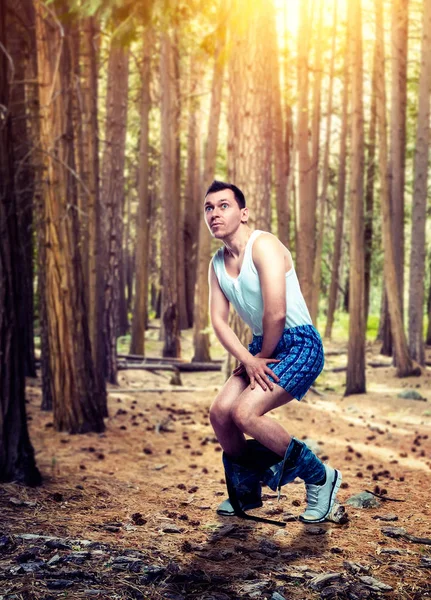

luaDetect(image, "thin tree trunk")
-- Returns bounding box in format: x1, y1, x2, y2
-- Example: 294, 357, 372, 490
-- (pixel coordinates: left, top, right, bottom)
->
345, 0, 366, 395
184, 55, 202, 328
311, 0, 337, 324
364, 35, 378, 322
426, 261, 431, 345
390, 0, 408, 315
81, 15, 106, 415
192, 1, 227, 363
225, 0, 273, 374
375, 0, 418, 378
408, 0, 431, 365
101, 39, 129, 382
160, 27, 180, 357
34, 0, 105, 432
7, 0, 37, 378
324, 20, 349, 340
296, 1, 314, 307
269, 0, 289, 247
309, 0, 324, 300
130, 28, 152, 355
0, 0, 41, 484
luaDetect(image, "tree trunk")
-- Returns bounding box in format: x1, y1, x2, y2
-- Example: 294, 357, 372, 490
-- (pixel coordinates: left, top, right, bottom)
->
192, 2, 227, 363
160, 27, 181, 357
426, 261, 431, 345
408, 0, 431, 365
34, 0, 104, 433
81, 15, 106, 414
364, 35, 378, 322
184, 55, 202, 328
101, 39, 129, 382
7, 0, 37, 378
0, 0, 41, 485
324, 20, 349, 340
310, 0, 337, 324
389, 0, 408, 316
130, 27, 152, 355
375, 0, 418, 378
345, 0, 366, 396
296, 1, 314, 307
225, 0, 273, 373
269, 0, 289, 247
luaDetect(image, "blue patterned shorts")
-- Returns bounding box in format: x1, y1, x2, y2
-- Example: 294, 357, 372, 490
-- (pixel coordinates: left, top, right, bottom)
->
248, 325, 324, 401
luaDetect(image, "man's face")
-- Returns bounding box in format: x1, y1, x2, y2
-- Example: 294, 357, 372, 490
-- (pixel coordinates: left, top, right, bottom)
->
204, 189, 248, 239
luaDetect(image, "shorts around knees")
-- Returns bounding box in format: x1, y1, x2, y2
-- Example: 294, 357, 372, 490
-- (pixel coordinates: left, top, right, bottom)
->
248, 325, 324, 401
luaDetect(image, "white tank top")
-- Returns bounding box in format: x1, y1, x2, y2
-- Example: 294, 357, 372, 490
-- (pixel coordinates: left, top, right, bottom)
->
211, 230, 312, 335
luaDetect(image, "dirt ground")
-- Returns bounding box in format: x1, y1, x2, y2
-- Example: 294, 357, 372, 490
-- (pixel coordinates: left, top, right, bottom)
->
1, 336, 431, 600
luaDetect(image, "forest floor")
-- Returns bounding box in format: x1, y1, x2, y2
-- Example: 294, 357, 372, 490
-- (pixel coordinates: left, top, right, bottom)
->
1, 327, 431, 600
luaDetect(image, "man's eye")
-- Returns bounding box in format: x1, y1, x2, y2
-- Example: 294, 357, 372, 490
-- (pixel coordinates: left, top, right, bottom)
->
205, 206, 212, 212
221, 203, 228, 209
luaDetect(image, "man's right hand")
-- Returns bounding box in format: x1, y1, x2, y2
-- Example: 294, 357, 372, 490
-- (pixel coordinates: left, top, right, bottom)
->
233, 354, 280, 391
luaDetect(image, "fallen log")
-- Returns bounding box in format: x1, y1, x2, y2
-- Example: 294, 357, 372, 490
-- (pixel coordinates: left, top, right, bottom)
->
117, 361, 222, 372
109, 387, 220, 393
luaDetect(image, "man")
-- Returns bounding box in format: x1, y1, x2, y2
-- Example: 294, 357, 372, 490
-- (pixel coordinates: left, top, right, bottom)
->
205, 180, 342, 523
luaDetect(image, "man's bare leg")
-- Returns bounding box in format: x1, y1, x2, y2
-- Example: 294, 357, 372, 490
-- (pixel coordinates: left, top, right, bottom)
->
209, 374, 249, 457
231, 384, 295, 457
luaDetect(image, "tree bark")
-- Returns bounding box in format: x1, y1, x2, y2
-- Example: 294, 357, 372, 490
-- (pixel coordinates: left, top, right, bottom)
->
34, 0, 104, 432
81, 15, 106, 414
296, 1, 314, 307
192, 2, 227, 363
345, 0, 366, 395
364, 35, 378, 322
130, 30, 152, 355
225, 0, 273, 374
101, 38, 129, 382
269, 0, 289, 247
184, 54, 202, 328
375, 0, 417, 378
324, 20, 349, 340
310, 0, 337, 324
408, 0, 431, 365
389, 0, 408, 315
7, 0, 37, 378
0, 0, 41, 485
160, 27, 180, 357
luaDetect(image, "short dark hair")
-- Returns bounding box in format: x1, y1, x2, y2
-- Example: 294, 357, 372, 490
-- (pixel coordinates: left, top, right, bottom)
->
205, 180, 246, 209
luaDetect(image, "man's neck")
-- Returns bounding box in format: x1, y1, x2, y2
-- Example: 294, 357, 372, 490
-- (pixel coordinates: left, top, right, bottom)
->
223, 226, 252, 258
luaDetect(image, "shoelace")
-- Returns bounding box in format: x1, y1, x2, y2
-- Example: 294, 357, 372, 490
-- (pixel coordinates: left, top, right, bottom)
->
305, 484, 319, 507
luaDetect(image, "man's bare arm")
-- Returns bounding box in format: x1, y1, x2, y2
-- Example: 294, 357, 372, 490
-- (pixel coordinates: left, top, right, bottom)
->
209, 262, 279, 390
209, 263, 251, 364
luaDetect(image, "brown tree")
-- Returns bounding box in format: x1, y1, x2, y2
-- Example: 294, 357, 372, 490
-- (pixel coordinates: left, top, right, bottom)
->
375, 0, 418, 378
34, 0, 105, 432
295, 1, 314, 308
311, 0, 337, 324
364, 35, 378, 322
101, 35, 130, 382
160, 25, 181, 357
324, 21, 349, 340
7, 0, 37, 378
184, 54, 203, 327
268, 0, 289, 247
130, 27, 153, 355
345, 0, 366, 395
408, 0, 431, 365
0, 0, 41, 484
81, 15, 106, 413
192, 1, 228, 363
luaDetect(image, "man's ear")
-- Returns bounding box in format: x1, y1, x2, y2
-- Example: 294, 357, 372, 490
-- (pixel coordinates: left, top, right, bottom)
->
241, 207, 249, 223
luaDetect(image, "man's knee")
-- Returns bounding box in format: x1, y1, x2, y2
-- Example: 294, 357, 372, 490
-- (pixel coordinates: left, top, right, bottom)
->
209, 397, 234, 428
231, 401, 255, 432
